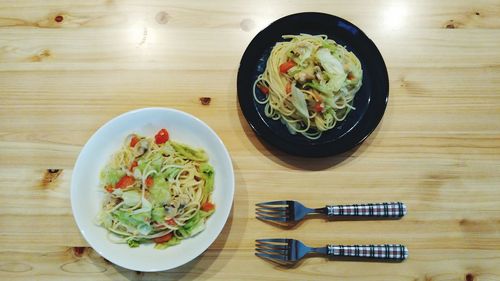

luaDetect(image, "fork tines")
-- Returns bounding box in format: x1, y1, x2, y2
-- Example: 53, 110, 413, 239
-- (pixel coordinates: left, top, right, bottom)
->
256, 201, 290, 222
255, 239, 290, 263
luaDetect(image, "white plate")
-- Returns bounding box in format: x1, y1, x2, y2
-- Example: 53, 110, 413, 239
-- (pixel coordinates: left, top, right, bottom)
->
71, 108, 234, 272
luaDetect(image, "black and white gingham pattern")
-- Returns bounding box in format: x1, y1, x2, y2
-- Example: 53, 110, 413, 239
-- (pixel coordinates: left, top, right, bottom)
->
327, 244, 408, 260
326, 202, 407, 217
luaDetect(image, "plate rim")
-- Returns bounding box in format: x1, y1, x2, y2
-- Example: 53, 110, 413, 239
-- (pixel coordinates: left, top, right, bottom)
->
70, 107, 235, 272
237, 12, 389, 157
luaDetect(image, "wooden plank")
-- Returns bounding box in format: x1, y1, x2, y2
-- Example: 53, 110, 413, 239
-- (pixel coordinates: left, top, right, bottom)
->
0, 0, 499, 31
0, 29, 499, 71
1, 248, 500, 281
1, 167, 499, 249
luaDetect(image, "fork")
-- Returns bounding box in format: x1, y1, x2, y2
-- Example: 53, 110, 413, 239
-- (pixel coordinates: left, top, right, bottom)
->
256, 238, 408, 263
256, 200, 407, 223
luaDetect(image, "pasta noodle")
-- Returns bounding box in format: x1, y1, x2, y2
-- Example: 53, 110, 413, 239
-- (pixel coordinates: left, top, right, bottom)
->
253, 34, 363, 139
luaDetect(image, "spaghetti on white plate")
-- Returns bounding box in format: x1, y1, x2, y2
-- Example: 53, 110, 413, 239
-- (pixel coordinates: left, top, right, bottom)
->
96, 128, 215, 249
253, 34, 363, 139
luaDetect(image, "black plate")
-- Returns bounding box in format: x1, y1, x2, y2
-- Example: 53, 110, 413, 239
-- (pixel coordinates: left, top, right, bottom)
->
237, 12, 389, 157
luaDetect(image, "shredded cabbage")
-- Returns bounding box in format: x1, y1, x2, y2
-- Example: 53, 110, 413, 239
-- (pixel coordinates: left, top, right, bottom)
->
316, 48, 344, 75
291, 85, 310, 119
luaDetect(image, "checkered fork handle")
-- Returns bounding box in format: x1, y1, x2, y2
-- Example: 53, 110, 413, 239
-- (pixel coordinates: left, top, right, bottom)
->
327, 244, 408, 261
326, 202, 407, 218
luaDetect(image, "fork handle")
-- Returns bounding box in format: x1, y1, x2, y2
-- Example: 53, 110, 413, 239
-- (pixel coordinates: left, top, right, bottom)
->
325, 202, 406, 218
326, 244, 408, 261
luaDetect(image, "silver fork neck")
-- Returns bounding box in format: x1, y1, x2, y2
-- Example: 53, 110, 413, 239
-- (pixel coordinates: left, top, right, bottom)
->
310, 247, 327, 255
312, 207, 327, 214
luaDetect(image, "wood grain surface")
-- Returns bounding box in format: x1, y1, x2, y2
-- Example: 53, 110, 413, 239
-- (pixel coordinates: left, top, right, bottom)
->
1, 0, 500, 280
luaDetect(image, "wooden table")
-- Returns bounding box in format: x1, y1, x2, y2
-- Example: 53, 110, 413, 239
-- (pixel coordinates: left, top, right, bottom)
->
1, 1, 500, 280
